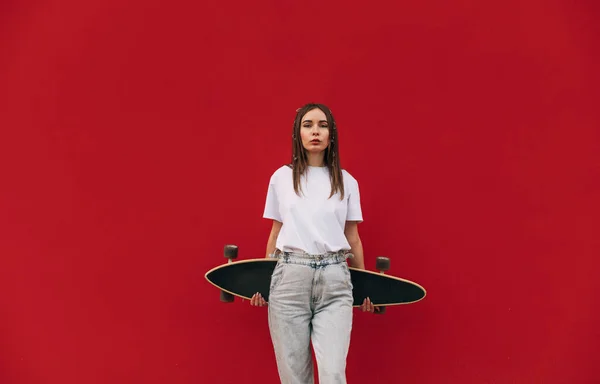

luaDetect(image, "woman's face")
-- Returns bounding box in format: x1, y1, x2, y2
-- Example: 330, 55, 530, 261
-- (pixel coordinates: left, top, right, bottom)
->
300, 108, 330, 154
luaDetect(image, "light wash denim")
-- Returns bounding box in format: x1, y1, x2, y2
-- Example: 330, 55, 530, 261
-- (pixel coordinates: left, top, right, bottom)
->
268, 250, 354, 384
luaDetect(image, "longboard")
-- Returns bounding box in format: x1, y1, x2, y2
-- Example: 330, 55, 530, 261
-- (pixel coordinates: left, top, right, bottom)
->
205, 245, 426, 309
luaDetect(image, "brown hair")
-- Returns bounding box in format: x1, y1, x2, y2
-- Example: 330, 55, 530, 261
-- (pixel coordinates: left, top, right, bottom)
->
289, 103, 344, 200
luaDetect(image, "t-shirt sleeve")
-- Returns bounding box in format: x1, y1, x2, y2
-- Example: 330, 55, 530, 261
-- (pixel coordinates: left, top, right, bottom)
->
263, 174, 282, 222
347, 177, 363, 223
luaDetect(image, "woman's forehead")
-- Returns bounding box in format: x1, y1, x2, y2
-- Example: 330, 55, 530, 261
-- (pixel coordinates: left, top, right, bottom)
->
302, 108, 327, 121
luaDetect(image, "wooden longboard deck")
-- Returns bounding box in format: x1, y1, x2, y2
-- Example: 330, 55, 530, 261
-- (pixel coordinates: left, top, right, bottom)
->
205, 259, 426, 307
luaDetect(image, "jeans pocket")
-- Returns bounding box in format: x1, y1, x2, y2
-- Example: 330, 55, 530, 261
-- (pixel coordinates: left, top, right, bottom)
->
342, 263, 353, 289
269, 261, 285, 293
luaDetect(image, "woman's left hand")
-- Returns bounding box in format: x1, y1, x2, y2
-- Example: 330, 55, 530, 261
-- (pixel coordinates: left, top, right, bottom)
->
361, 297, 380, 313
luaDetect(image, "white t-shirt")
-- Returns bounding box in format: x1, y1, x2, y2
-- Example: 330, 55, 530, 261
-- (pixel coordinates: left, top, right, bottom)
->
263, 165, 363, 255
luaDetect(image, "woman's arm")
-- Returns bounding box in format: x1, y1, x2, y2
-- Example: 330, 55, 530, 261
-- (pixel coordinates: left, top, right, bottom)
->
345, 220, 378, 312
265, 220, 283, 258
344, 221, 365, 269
251, 220, 283, 307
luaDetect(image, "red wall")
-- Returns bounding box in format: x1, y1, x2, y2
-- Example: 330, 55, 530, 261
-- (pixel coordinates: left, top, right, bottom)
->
1, 1, 599, 383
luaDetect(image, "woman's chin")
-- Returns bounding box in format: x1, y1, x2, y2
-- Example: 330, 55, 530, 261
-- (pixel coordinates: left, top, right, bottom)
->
303, 146, 326, 153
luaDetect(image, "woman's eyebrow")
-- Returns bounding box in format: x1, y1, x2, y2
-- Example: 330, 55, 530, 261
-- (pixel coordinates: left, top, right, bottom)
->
302, 119, 328, 123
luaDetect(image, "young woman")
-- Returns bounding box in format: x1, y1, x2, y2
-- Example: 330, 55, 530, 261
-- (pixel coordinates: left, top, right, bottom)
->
250, 103, 375, 383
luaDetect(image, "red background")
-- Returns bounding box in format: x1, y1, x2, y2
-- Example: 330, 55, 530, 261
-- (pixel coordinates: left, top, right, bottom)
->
1, 0, 599, 383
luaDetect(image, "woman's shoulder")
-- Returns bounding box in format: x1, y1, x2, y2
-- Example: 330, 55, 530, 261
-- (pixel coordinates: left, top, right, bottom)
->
341, 168, 358, 183
277, 164, 293, 173
268, 164, 293, 181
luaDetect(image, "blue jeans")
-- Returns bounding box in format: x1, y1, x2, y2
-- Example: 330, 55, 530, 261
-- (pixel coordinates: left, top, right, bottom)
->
268, 250, 354, 384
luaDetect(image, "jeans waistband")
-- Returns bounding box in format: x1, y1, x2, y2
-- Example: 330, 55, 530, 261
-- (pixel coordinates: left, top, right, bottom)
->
270, 249, 353, 268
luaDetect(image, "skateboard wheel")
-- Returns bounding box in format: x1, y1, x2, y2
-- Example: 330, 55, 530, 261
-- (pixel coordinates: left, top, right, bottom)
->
224, 245, 238, 260
376, 256, 390, 272
220, 291, 235, 303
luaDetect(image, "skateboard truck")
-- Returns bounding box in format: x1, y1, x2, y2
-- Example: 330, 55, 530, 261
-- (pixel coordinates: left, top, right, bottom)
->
374, 256, 390, 314
220, 245, 238, 303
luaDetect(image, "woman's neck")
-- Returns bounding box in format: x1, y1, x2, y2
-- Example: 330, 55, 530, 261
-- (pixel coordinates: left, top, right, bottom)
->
306, 152, 325, 167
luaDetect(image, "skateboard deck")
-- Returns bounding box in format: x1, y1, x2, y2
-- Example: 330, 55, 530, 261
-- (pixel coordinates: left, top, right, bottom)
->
205, 246, 426, 308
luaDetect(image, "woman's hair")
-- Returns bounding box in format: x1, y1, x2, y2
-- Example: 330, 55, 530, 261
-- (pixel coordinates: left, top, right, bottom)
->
290, 103, 344, 200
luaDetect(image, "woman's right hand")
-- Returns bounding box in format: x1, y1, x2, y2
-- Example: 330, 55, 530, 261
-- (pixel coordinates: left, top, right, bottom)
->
250, 292, 267, 307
